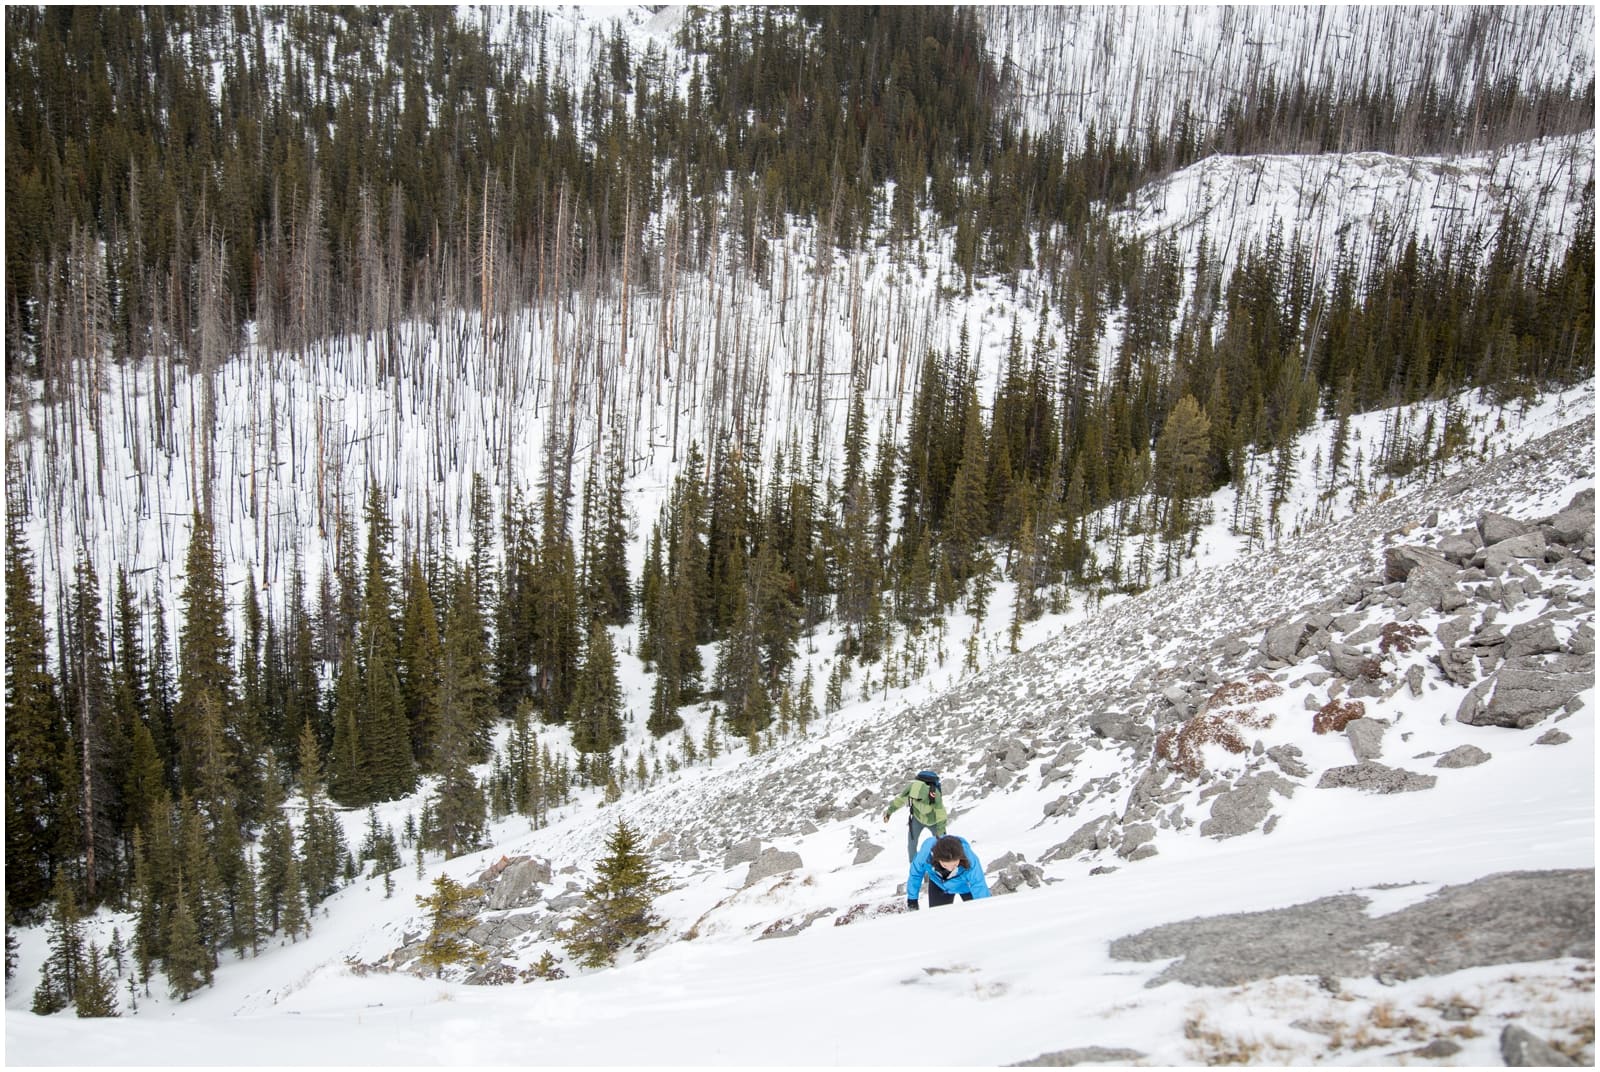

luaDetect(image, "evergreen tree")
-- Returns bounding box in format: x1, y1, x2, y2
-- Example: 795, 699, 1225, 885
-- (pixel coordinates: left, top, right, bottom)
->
6, 505, 71, 917
109, 567, 149, 759
61, 554, 124, 907
533, 483, 581, 722
493, 494, 538, 717
415, 875, 486, 977
278, 851, 309, 941
637, 522, 665, 667
506, 705, 543, 822
255, 756, 298, 936
32, 871, 84, 1014
163, 878, 208, 1000
943, 376, 990, 589
397, 554, 443, 768
560, 820, 667, 969
234, 575, 269, 821
467, 474, 499, 624
73, 943, 119, 1017
211, 799, 257, 958
1152, 394, 1213, 539
174, 511, 236, 803
425, 573, 490, 858
129, 803, 174, 984
750, 540, 799, 692
356, 485, 417, 802
175, 795, 221, 984
584, 439, 634, 625
278, 559, 321, 763
145, 582, 178, 789
296, 721, 348, 909
422, 704, 488, 861
571, 620, 624, 754
326, 655, 366, 804
440, 569, 496, 761
123, 716, 165, 864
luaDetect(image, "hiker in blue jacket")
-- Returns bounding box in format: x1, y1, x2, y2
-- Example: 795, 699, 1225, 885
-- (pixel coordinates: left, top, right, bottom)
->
905, 834, 990, 910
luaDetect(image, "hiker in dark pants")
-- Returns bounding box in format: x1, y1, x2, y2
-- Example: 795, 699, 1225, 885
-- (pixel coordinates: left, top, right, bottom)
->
906, 834, 990, 910
883, 770, 948, 861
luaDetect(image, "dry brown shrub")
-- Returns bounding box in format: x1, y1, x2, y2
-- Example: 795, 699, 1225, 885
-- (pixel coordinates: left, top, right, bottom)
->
1181, 1011, 1292, 1064
1369, 1001, 1424, 1033
1379, 622, 1429, 656
1314, 698, 1366, 735
1156, 676, 1280, 779
1204, 673, 1285, 709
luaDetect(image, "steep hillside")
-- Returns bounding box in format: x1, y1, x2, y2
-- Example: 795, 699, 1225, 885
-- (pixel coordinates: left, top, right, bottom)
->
527, 393, 1595, 871
985, 5, 1594, 147
7, 382, 1592, 1068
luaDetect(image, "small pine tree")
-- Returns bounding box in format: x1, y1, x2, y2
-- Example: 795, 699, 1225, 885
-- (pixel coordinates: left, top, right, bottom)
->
279, 852, 308, 941
559, 820, 667, 969
825, 661, 844, 714
34, 871, 84, 1013
74, 943, 119, 1017
106, 928, 125, 976
165, 880, 209, 1000
528, 949, 566, 980
30, 963, 67, 1015
795, 671, 816, 734
415, 875, 486, 977
702, 708, 720, 761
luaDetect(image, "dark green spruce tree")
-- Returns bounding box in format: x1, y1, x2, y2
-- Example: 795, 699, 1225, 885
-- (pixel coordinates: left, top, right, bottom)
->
560, 820, 668, 969
174, 511, 241, 815
570, 619, 624, 755
424, 572, 490, 858
330, 486, 416, 804
397, 554, 443, 770
6, 505, 71, 917
58, 558, 124, 894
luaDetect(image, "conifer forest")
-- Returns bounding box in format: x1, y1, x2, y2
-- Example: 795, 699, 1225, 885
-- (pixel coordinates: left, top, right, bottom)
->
3, 5, 1594, 1008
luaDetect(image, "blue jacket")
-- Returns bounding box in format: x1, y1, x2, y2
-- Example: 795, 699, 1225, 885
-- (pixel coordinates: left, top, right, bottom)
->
907, 836, 991, 901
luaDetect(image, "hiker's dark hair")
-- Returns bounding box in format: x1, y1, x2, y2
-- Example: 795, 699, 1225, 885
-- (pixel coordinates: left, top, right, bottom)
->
931, 835, 969, 869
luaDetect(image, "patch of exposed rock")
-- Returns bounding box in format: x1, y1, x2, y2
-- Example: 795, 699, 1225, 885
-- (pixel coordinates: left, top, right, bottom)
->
1109, 869, 1594, 987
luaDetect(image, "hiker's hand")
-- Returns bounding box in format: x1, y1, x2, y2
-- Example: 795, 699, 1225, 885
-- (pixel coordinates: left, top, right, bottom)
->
882, 812, 891, 823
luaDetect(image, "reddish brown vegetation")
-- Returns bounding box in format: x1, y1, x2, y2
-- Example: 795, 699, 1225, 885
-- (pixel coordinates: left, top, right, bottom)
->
1379, 622, 1430, 656
1155, 675, 1283, 778
1314, 698, 1366, 734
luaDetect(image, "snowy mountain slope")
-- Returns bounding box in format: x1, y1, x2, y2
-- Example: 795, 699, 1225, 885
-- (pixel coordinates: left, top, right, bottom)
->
983, 5, 1594, 145
6, 387, 1593, 1067
1113, 134, 1592, 292
524, 385, 1596, 869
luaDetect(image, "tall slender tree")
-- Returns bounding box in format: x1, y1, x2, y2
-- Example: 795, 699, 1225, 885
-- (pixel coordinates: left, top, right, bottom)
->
6, 504, 72, 917
174, 511, 235, 806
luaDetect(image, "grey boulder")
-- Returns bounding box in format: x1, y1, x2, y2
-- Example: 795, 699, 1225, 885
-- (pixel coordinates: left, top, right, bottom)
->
743, 847, 803, 887
1316, 762, 1437, 794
